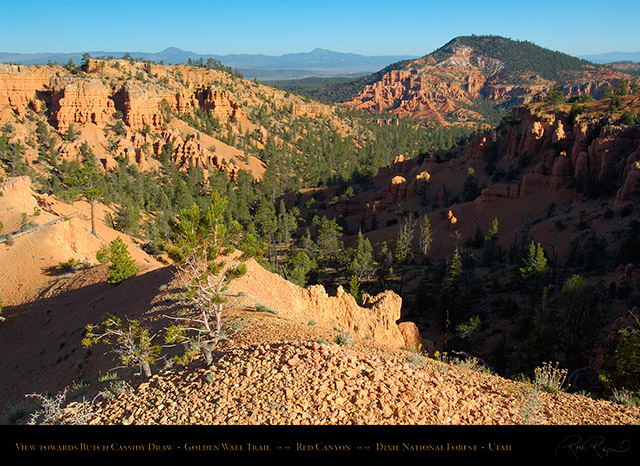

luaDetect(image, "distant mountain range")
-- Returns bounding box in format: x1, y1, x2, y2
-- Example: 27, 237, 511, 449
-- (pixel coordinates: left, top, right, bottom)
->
0, 47, 417, 80
578, 51, 640, 64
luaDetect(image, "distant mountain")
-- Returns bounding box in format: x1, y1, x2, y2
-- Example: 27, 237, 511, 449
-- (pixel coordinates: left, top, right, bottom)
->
579, 51, 640, 64
0, 47, 416, 80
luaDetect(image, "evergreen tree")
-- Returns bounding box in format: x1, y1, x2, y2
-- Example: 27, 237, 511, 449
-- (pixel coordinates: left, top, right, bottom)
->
64, 149, 105, 235
376, 241, 394, 289
553, 275, 611, 374
418, 214, 433, 265
545, 82, 565, 107
165, 193, 249, 366
286, 250, 317, 287
393, 218, 415, 294
276, 199, 298, 247
314, 216, 343, 267
439, 248, 464, 347
348, 231, 375, 281
600, 313, 640, 400
519, 241, 549, 301
83, 314, 160, 377
348, 275, 363, 305
255, 197, 278, 264
106, 237, 138, 285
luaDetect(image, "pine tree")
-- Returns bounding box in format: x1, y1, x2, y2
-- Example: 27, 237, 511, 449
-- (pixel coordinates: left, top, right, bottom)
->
393, 218, 415, 294
107, 237, 138, 285
485, 216, 499, 242
348, 275, 363, 305
83, 314, 160, 377
418, 214, 433, 265
519, 241, 549, 301
314, 216, 343, 267
376, 241, 394, 289
164, 192, 249, 366
348, 231, 375, 281
439, 248, 464, 348
255, 197, 277, 264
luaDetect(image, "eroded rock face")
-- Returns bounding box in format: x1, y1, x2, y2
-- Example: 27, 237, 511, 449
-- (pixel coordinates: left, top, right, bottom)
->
464, 106, 640, 201
113, 81, 166, 131
230, 259, 422, 350
616, 161, 640, 205
344, 42, 629, 126
0, 65, 52, 116
195, 87, 248, 123
49, 77, 116, 131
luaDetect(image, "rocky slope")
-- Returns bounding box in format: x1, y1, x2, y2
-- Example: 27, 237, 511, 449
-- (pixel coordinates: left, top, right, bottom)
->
321, 98, 640, 262
1, 175, 638, 430
0, 59, 358, 183
343, 36, 636, 126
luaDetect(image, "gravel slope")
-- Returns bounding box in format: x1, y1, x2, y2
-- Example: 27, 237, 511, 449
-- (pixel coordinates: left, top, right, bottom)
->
82, 310, 640, 426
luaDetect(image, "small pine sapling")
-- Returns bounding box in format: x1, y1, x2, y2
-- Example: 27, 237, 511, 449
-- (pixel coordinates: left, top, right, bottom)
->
164, 192, 250, 366
106, 237, 138, 284
82, 314, 161, 377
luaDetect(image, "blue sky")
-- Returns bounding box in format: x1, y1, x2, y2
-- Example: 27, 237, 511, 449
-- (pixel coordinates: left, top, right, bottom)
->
1, 0, 639, 57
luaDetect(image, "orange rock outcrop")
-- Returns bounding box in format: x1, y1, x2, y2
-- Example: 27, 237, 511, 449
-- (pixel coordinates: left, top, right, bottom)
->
230, 258, 422, 350
49, 77, 116, 132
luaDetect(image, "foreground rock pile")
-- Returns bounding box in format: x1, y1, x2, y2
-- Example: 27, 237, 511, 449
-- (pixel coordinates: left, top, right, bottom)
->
84, 322, 640, 425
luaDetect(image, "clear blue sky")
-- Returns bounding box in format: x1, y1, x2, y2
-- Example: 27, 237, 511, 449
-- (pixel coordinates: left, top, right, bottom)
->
1, 0, 639, 57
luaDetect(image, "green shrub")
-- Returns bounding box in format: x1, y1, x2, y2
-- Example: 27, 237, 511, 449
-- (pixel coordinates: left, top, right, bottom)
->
335, 329, 352, 346
56, 257, 81, 270
256, 303, 277, 315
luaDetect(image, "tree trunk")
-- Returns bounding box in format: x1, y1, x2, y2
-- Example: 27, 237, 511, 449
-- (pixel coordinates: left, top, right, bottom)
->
90, 199, 96, 235
203, 348, 213, 366
141, 360, 152, 377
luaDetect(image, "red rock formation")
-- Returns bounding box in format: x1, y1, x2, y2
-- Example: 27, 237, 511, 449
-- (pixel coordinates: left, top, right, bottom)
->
0, 64, 51, 116
49, 77, 115, 131
114, 81, 166, 131
461, 105, 640, 201
478, 184, 509, 203
447, 209, 458, 229
230, 258, 422, 349
195, 87, 247, 122
616, 161, 640, 205
343, 42, 632, 126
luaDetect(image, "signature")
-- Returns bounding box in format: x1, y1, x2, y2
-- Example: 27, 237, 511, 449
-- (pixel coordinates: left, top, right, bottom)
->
556, 435, 630, 459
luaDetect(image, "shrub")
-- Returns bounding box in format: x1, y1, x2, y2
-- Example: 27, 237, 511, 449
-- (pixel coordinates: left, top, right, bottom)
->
534, 361, 567, 394
335, 329, 352, 346
26, 386, 93, 425
610, 388, 639, 407
406, 352, 427, 368
56, 257, 82, 270
96, 243, 110, 264
256, 303, 277, 315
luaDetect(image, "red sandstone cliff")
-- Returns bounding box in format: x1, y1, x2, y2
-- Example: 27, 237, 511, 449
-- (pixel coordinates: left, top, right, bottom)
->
344, 40, 635, 126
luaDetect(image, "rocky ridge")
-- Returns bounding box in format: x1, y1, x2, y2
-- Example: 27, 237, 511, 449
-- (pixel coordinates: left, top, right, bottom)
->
0, 58, 357, 183
85, 335, 640, 426
344, 37, 635, 125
